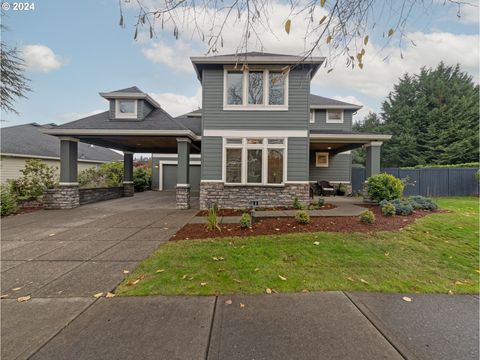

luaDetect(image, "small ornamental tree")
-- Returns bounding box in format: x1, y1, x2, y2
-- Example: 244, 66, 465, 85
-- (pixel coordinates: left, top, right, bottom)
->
367, 173, 404, 202
14, 159, 58, 199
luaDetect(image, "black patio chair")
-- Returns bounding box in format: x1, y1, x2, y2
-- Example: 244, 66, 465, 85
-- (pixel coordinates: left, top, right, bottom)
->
317, 180, 335, 196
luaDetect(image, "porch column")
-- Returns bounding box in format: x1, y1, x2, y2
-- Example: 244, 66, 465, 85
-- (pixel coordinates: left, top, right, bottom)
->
44, 138, 80, 209
123, 152, 134, 197
365, 141, 382, 178
176, 138, 191, 209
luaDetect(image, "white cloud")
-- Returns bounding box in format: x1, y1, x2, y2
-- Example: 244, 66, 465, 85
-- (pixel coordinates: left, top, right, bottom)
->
149, 88, 202, 117
58, 109, 104, 123
21, 45, 67, 73
332, 96, 373, 123
314, 32, 479, 99
142, 40, 195, 72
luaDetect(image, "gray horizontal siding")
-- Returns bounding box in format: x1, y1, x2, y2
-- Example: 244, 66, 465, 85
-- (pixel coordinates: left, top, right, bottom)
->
309, 152, 351, 182
202, 68, 310, 130
309, 109, 353, 131
287, 138, 309, 182
201, 136, 223, 180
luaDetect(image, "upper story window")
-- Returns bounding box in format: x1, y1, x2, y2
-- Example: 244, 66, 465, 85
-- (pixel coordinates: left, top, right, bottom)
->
115, 99, 137, 119
326, 110, 344, 123
224, 68, 289, 110
309, 110, 315, 123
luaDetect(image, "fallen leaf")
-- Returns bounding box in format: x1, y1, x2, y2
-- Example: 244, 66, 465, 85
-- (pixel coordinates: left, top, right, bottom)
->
156, 269, 165, 273
313, 241, 320, 246
93, 292, 103, 298
48, 233, 55, 237
284, 19, 291, 34
455, 281, 464, 285
254, 268, 260, 272
217, 268, 225, 272
218, 257, 224, 260
301, 289, 309, 293
123, 270, 130, 274
475, 269, 480, 274
384, 252, 390, 257
182, 275, 188, 280
232, 279, 242, 283
17, 295, 31, 302
275, 228, 280, 231
278, 275, 287, 281
0, 294, 9, 299
240, 302, 245, 308
402, 296, 412, 302
225, 299, 232, 305
448, 290, 454, 295
105, 292, 115, 298
200, 282, 207, 287
266, 288, 272, 294
346, 277, 355, 282
360, 278, 369, 285
212, 257, 219, 261
132, 279, 140, 285
12, 287, 22, 291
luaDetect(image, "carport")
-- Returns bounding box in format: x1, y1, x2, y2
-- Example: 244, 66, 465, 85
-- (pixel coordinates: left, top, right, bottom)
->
43, 87, 201, 210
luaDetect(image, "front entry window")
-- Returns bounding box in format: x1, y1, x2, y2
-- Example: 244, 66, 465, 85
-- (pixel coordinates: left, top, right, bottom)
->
226, 148, 242, 183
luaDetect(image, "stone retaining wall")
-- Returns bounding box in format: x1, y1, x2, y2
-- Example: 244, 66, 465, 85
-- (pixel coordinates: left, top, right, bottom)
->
200, 182, 310, 210
79, 187, 124, 205
43, 186, 80, 210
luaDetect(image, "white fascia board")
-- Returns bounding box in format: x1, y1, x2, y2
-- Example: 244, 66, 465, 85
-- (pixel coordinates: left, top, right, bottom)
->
190, 56, 325, 65
0, 153, 116, 163
203, 129, 308, 138
42, 129, 200, 141
310, 105, 362, 110
309, 134, 392, 141
99, 92, 162, 109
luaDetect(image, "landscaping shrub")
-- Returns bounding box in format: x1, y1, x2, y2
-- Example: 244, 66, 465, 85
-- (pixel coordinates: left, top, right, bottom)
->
295, 210, 310, 224
13, 159, 58, 199
359, 210, 375, 224
336, 183, 347, 196
381, 202, 396, 216
79, 161, 123, 188
1, 183, 17, 216
239, 213, 252, 228
206, 207, 221, 231
408, 195, 438, 210
318, 197, 325, 207
381, 199, 414, 216
293, 197, 305, 210
133, 167, 150, 192
367, 173, 404, 202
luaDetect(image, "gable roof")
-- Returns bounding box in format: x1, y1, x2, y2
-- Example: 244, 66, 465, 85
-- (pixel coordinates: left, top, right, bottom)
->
1, 123, 123, 162
309, 94, 362, 110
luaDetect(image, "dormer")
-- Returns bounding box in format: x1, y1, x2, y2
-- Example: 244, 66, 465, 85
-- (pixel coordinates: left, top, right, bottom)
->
99, 86, 161, 121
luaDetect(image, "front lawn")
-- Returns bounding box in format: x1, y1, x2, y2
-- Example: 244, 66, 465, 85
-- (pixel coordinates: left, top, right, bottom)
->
116, 197, 479, 296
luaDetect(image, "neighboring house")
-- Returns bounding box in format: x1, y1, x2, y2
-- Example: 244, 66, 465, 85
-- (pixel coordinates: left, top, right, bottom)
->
44, 52, 390, 210
0, 123, 123, 183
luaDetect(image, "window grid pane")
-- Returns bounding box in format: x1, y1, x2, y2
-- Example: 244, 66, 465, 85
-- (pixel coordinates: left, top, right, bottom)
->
248, 71, 264, 105
227, 72, 243, 105
226, 148, 242, 183
247, 149, 263, 183
268, 139, 284, 145
269, 72, 285, 105
268, 149, 284, 184
247, 138, 263, 144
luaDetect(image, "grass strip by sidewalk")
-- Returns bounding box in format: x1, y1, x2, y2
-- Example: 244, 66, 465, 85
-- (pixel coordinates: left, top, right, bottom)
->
116, 197, 479, 296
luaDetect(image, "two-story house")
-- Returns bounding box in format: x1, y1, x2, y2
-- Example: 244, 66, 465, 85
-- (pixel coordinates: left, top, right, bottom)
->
44, 52, 390, 210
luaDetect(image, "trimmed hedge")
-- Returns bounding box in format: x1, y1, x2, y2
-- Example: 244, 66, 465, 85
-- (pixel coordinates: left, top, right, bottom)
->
367, 173, 404, 202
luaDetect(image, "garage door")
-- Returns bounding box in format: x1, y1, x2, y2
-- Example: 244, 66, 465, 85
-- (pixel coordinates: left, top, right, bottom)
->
162, 164, 201, 191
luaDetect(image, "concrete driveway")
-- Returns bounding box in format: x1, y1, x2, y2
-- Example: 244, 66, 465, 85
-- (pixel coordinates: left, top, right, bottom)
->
1, 192, 478, 359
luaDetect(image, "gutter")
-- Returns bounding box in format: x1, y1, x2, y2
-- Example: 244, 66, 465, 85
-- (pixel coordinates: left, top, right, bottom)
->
42, 128, 201, 141
0, 153, 119, 163
309, 133, 392, 141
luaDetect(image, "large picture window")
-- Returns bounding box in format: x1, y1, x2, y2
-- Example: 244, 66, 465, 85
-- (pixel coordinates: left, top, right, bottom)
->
224, 69, 288, 109
224, 138, 286, 185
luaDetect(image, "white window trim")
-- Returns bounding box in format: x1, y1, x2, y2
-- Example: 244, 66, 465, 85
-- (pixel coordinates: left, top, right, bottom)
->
223, 69, 289, 111
115, 99, 138, 119
222, 137, 287, 186
315, 152, 329, 167
310, 110, 315, 123
326, 110, 344, 124
158, 160, 201, 191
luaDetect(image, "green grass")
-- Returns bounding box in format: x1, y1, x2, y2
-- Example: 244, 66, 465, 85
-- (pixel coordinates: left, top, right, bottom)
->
116, 197, 479, 296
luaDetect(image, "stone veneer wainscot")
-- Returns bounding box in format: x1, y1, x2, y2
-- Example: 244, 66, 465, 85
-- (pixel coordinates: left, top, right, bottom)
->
200, 182, 310, 210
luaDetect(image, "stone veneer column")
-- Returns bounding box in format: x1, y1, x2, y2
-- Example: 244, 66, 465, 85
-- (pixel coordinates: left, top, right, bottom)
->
44, 138, 80, 210
176, 138, 191, 209
123, 152, 134, 197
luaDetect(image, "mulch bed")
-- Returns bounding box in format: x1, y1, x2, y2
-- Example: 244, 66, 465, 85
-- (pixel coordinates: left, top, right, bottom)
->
10, 200, 43, 216
195, 203, 336, 217
172, 206, 442, 241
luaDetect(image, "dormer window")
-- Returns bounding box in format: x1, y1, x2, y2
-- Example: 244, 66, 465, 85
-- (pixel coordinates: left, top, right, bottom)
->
224, 68, 289, 110
115, 99, 137, 119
